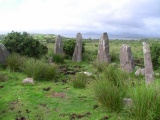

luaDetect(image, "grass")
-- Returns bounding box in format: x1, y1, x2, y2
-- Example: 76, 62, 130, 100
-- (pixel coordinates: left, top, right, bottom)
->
93, 65, 129, 112
6, 53, 27, 71
23, 58, 58, 81
128, 83, 160, 120
72, 73, 88, 89
1, 38, 160, 120
0, 69, 112, 120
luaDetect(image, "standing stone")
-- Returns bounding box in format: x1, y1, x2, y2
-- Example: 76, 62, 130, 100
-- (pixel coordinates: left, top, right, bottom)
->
0, 43, 9, 64
72, 33, 82, 62
54, 35, 63, 54
120, 44, 135, 72
143, 42, 154, 84
97, 32, 111, 63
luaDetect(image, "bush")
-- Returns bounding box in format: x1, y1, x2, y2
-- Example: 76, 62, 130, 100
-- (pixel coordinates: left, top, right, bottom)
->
23, 59, 58, 81
52, 54, 64, 64
6, 53, 27, 71
150, 42, 160, 69
3, 31, 48, 58
129, 84, 160, 120
72, 73, 88, 88
63, 39, 85, 57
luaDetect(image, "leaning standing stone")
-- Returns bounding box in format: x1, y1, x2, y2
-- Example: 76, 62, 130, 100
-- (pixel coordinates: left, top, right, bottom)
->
97, 32, 111, 63
120, 44, 135, 72
54, 35, 63, 54
0, 43, 9, 64
143, 42, 154, 84
72, 33, 82, 62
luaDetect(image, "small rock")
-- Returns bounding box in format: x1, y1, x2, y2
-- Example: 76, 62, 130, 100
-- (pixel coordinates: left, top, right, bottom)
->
79, 72, 92, 76
123, 98, 132, 107
22, 78, 34, 84
135, 68, 142, 76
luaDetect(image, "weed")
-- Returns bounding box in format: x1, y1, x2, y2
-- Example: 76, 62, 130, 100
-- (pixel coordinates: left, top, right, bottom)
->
52, 54, 64, 64
6, 53, 27, 71
72, 73, 88, 88
23, 59, 58, 81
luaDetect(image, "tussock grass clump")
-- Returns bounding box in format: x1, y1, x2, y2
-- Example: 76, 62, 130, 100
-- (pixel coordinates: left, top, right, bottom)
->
73, 73, 88, 89
129, 84, 160, 120
0, 73, 8, 82
92, 62, 109, 72
52, 54, 64, 64
23, 59, 58, 81
93, 65, 129, 112
110, 50, 119, 62
6, 53, 27, 71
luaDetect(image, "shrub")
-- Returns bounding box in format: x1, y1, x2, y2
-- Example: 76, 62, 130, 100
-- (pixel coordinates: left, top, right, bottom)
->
6, 53, 27, 71
63, 39, 85, 57
150, 42, 160, 69
52, 54, 64, 64
72, 73, 88, 88
2, 31, 48, 58
129, 84, 160, 120
23, 59, 58, 81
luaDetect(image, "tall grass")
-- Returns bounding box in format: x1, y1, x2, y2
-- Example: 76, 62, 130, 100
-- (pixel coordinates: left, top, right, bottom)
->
72, 73, 88, 89
129, 84, 160, 120
110, 50, 119, 63
6, 53, 27, 71
93, 65, 129, 112
23, 59, 58, 81
52, 54, 64, 64
92, 62, 109, 72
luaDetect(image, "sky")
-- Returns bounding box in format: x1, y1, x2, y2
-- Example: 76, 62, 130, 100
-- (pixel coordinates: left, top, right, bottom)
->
0, 0, 160, 37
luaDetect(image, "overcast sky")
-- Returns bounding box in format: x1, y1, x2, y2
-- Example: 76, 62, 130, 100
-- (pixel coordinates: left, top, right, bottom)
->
0, 0, 160, 36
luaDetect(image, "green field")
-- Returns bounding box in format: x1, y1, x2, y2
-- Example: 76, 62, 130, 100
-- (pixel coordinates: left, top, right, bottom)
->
1, 34, 160, 120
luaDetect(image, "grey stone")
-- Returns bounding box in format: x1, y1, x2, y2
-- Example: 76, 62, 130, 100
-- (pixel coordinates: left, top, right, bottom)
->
54, 35, 63, 54
72, 33, 82, 62
79, 72, 92, 76
97, 32, 111, 63
143, 42, 154, 84
123, 98, 133, 107
135, 68, 142, 76
0, 43, 9, 64
141, 68, 145, 75
22, 78, 34, 84
135, 68, 145, 76
120, 44, 135, 72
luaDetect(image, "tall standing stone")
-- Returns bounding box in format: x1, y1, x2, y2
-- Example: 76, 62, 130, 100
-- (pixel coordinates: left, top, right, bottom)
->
0, 43, 9, 64
120, 44, 135, 72
143, 42, 154, 84
54, 35, 63, 54
97, 32, 111, 63
72, 33, 82, 62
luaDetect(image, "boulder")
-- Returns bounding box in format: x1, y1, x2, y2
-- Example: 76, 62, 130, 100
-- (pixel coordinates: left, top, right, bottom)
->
22, 78, 34, 84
